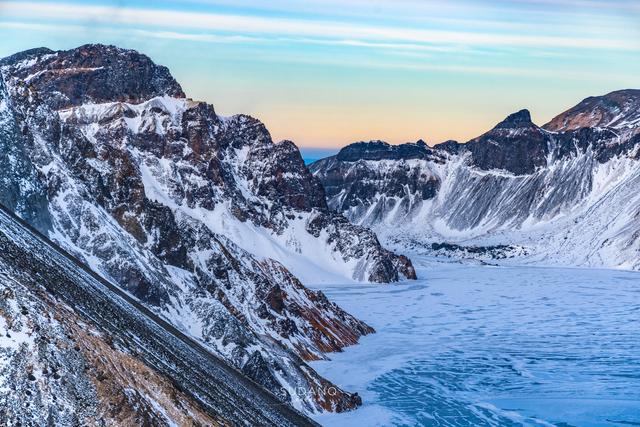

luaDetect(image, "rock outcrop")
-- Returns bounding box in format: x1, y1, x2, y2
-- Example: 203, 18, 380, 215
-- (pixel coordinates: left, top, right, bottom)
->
544, 89, 640, 134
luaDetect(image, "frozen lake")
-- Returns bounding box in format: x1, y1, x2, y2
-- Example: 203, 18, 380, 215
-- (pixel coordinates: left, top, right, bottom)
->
309, 258, 640, 426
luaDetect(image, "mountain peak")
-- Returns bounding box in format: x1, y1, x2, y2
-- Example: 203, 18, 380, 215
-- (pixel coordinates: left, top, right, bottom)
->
433, 139, 462, 154
467, 108, 548, 175
544, 89, 640, 132
493, 109, 534, 129
1, 44, 185, 109
0, 47, 54, 66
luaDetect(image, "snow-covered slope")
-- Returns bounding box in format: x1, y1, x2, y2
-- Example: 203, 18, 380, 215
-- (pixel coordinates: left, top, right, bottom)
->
0, 43, 402, 414
311, 92, 640, 270
0, 202, 317, 426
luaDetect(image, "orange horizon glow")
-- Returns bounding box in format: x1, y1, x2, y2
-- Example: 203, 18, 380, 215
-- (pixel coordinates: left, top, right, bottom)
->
1, 0, 638, 149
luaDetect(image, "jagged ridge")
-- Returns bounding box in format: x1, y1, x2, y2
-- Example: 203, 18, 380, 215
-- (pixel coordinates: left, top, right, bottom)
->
0, 43, 410, 415
311, 90, 640, 270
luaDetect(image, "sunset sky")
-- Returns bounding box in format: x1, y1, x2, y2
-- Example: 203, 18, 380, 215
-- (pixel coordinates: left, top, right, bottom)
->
1, 0, 639, 148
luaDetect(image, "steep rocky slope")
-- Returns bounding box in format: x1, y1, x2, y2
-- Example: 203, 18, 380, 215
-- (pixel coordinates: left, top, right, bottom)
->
0, 44, 412, 414
0, 44, 413, 284
0, 203, 318, 426
311, 90, 640, 270
544, 89, 640, 135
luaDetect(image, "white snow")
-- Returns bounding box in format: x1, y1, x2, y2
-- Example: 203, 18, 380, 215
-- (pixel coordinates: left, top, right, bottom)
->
136, 152, 360, 284
56, 94, 386, 284
334, 145, 640, 272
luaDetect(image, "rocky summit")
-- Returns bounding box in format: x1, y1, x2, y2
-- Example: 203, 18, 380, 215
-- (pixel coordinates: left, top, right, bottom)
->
311, 89, 640, 270
0, 44, 417, 418
544, 89, 640, 134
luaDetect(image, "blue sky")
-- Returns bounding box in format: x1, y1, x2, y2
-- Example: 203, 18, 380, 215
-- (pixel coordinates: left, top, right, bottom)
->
0, 0, 638, 147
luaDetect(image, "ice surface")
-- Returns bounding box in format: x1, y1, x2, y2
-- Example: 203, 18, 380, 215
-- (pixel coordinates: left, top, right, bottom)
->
309, 256, 640, 426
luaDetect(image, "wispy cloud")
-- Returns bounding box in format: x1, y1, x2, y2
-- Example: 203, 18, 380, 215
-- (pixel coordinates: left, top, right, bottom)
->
0, 20, 83, 32
0, 15, 634, 81
1, 0, 636, 146
1, 1, 638, 51
243, 52, 635, 82
277, 38, 465, 54
152, 0, 640, 35
132, 29, 263, 44
177, 0, 640, 16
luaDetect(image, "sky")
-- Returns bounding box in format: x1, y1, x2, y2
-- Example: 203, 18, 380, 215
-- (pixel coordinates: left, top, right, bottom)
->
0, 0, 639, 148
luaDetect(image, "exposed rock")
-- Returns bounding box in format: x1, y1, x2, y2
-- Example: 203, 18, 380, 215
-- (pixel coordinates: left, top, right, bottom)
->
433, 139, 463, 154
0, 43, 392, 415
544, 89, 640, 135
0, 204, 316, 426
429, 242, 528, 260
466, 109, 549, 175
336, 139, 434, 161
0, 77, 51, 233
1, 44, 184, 109
315, 140, 446, 224
310, 142, 444, 224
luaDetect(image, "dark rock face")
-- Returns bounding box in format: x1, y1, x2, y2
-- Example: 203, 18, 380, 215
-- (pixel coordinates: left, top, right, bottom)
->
1, 44, 185, 109
493, 109, 534, 129
306, 213, 417, 281
0, 47, 55, 67
0, 44, 404, 414
0, 78, 51, 232
433, 139, 463, 154
393, 255, 417, 280
550, 126, 638, 164
429, 242, 527, 260
310, 141, 444, 219
544, 89, 640, 133
245, 138, 329, 212
336, 140, 435, 161
466, 109, 549, 175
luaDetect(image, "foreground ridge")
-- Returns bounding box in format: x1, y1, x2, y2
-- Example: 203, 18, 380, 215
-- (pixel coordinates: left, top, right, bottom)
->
0, 201, 318, 426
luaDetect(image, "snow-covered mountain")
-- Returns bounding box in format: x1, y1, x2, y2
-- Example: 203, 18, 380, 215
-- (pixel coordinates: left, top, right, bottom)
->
0, 201, 317, 426
311, 90, 640, 270
0, 44, 414, 285
0, 44, 417, 414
